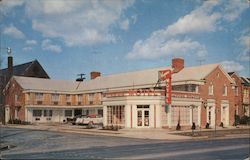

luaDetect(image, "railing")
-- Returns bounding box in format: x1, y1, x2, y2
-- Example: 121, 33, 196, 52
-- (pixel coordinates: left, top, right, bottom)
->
172, 91, 200, 99
104, 89, 165, 98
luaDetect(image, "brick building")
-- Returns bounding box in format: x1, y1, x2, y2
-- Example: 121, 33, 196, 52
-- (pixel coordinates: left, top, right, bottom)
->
229, 72, 250, 117
3, 58, 239, 129
0, 56, 49, 123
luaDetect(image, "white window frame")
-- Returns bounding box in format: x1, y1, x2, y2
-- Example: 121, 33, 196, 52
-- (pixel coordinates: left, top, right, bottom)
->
51, 93, 60, 102
35, 93, 44, 101
208, 83, 214, 95
223, 84, 227, 96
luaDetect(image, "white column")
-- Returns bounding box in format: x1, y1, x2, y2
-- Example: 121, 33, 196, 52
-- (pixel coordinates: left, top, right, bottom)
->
198, 106, 201, 127
103, 106, 107, 126
5, 107, 10, 123
132, 105, 137, 128
155, 104, 161, 128
125, 105, 131, 128
168, 105, 172, 128
149, 104, 154, 128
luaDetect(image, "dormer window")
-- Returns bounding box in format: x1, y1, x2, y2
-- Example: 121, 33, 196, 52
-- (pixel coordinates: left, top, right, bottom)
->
208, 83, 213, 95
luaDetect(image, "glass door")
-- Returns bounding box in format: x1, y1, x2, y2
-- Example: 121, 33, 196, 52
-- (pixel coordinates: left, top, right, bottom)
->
137, 109, 150, 127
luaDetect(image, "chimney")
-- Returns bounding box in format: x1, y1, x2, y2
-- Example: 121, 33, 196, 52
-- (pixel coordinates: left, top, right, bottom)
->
90, 71, 101, 79
172, 58, 184, 73
7, 56, 13, 79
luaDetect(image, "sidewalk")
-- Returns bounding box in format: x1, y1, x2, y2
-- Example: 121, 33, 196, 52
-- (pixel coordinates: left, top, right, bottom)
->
1, 123, 249, 140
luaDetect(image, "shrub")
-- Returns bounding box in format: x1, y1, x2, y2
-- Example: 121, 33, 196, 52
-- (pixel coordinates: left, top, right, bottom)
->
239, 116, 250, 125
176, 123, 181, 130
205, 123, 210, 129
191, 122, 196, 130
220, 122, 224, 128
234, 115, 240, 126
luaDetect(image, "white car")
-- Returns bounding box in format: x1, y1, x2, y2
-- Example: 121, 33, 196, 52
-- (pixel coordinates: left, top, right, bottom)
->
75, 115, 103, 127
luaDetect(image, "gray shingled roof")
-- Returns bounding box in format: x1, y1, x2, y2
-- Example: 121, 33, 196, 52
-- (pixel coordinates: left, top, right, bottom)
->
13, 63, 232, 93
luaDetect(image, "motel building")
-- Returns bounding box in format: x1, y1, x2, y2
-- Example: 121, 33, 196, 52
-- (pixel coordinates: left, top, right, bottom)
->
4, 58, 237, 129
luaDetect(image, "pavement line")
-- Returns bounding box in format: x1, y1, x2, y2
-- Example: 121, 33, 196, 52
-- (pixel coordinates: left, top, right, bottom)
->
118, 144, 249, 159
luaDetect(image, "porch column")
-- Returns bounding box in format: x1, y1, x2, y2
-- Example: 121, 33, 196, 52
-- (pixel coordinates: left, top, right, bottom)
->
103, 106, 107, 126
198, 105, 201, 127
124, 105, 131, 128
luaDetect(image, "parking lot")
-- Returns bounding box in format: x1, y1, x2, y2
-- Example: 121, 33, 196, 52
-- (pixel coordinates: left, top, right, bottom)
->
1, 127, 249, 159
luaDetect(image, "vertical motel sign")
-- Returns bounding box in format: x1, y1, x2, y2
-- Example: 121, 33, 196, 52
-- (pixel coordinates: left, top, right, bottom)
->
159, 69, 172, 112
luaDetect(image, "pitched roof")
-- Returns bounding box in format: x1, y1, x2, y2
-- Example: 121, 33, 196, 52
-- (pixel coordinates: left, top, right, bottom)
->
228, 72, 235, 76
0, 60, 49, 78
0, 61, 34, 76
241, 77, 250, 86
12, 63, 224, 93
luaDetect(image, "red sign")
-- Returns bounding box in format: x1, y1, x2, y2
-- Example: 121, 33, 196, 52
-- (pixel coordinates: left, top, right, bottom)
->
159, 69, 172, 105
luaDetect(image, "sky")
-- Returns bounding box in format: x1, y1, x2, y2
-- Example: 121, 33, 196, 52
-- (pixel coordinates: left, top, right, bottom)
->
0, 0, 249, 80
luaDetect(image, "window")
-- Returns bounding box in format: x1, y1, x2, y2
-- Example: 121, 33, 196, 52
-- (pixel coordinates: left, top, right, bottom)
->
235, 86, 239, 96
35, 93, 43, 104
33, 110, 42, 117
78, 94, 82, 105
44, 110, 52, 117
172, 84, 197, 92
98, 109, 103, 117
65, 110, 73, 117
223, 84, 227, 96
107, 105, 125, 127
89, 93, 94, 104
52, 94, 59, 101
35, 93, 43, 101
66, 94, 71, 102
208, 83, 213, 95
26, 93, 30, 102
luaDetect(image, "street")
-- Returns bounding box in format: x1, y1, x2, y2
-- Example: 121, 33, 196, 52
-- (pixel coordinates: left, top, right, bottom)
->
1, 127, 249, 159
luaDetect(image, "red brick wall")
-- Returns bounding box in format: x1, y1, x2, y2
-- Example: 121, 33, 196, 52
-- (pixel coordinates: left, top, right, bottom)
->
199, 66, 235, 127
4, 79, 25, 121
230, 73, 244, 117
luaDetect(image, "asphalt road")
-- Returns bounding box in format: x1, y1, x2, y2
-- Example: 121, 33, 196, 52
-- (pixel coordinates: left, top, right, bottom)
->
1, 127, 249, 159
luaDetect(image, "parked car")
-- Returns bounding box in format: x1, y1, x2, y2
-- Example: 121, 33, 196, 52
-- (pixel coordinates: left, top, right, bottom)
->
67, 115, 83, 125
74, 114, 103, 128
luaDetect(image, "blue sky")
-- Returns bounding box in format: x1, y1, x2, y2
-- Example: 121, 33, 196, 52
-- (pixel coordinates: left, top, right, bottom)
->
0, 0, 249, 80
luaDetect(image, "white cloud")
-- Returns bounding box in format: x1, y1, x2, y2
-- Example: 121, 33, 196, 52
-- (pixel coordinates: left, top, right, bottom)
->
22, 0, 134, 46
41, 39, 62, 53
0, 0, 24, 14
3, 24, 25, 39
238, 35, 250, 61
22, 46, 32, 51
119, 19, 130, 31
127, 39, 207, 59
223, 0, 249, 22
26, 40, 37, 45
163, 1, 221, 37
127, 0, 249, 60
221, 61, 245, 72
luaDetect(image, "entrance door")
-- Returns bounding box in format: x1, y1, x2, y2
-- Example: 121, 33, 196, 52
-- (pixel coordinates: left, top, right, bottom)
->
221, 106, 229, 126
137, 109, 150, 127
207, 106, 215, 127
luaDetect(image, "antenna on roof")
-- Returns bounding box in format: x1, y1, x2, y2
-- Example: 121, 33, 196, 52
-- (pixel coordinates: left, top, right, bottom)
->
76, 73, 85, 82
